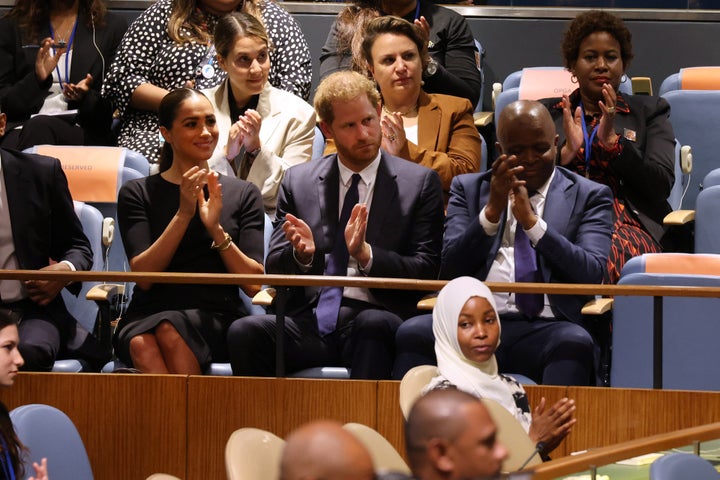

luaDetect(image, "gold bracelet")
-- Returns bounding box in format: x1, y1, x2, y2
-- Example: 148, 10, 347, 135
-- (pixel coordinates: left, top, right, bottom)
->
211, 232, 233, 251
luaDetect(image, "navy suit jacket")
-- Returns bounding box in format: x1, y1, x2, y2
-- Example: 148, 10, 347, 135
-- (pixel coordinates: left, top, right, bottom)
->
1, 149, 94, 348
267, 152, 445, 319
441, 167, 613, 325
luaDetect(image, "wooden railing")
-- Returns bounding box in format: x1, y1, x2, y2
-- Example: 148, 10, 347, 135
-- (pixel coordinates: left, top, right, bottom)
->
531, 422, 720, 480
4, 269, 720, 385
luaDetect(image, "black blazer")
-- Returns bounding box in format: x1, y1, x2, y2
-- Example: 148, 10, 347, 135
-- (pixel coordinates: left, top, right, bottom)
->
541, 92, 675, 244
267, 152, 445, 319
1, 148, 100, 359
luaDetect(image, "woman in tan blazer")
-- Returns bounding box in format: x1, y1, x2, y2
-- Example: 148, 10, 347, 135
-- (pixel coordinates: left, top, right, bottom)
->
326, 16, 481, 204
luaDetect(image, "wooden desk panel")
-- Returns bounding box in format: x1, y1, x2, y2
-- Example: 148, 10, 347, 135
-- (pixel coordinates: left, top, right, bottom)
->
0, 373, 187, 480
566, 387, 720, 454
186, 376, 377, 480
377, 381, 405, 460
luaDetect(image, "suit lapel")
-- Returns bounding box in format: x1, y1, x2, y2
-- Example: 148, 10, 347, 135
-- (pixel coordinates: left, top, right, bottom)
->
257, 83, 282, 145
70, 18, 94, 85
478, 178, 506, 277
318, 158, 340, 249
2, 153, 32, 266
538, 170, 575, 279
417, 92, 440, 151
366, 154, 398, 241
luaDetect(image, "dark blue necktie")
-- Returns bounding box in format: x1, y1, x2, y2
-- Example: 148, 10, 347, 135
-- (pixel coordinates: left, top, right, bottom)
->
316, 173, 361, 335
514, 222, 544, 318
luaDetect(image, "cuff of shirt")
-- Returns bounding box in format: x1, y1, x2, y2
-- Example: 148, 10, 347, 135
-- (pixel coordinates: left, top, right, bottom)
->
60, 260, 76, 271
358, 246, 374, 275
479, 207, 500, 236
293, 249, 313, 272
525, 217, 547, 246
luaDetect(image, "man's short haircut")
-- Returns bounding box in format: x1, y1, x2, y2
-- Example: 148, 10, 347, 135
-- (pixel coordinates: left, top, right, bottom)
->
314, 70, 381, 125
405, 388, 482, 461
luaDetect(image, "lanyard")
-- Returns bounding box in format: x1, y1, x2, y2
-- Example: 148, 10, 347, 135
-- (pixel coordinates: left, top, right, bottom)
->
578, 101, 599, 178
0, 434, 16, 480
49, 17, 78, 88
194, 44, 218, 86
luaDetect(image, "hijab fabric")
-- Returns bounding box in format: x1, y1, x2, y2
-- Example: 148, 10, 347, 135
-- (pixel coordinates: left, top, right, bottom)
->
426, 276, 531, 431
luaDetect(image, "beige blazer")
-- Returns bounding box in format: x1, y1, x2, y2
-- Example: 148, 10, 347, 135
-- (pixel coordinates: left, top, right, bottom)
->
204, 81, 316, 216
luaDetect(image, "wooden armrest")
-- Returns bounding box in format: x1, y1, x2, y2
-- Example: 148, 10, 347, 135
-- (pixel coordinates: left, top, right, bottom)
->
663, 209, 695, 225
87, 283, 125, 302
581, 298, 614, 315
417, 293, 438, 311
473, 111, 494, 127
252, 287, 276, 306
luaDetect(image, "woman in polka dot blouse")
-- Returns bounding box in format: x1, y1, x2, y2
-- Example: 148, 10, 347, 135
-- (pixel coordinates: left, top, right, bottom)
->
102, 0, 311, 164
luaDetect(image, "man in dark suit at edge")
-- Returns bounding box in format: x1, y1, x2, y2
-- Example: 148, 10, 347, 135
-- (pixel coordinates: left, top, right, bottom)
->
227, 71, 445, 379
394, 100, 613, 385
0, 108, 97, 371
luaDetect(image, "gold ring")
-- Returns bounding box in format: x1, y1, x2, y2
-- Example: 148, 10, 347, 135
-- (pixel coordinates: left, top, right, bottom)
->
607, 106, 616, 114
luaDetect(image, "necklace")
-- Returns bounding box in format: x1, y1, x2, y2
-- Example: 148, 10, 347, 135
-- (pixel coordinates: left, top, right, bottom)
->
382, 103, 418, 117
50, 14, 77, 44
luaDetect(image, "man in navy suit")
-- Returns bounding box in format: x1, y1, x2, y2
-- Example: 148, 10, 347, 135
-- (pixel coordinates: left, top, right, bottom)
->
394, 100, 613, 385
227, 71, 444, 379
0, 110, 96, 371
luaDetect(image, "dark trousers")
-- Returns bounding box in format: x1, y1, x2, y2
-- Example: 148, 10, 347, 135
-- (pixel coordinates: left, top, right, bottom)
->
393, 312, 597, 386
1, 115, 84, 151
227, 299, 402, 379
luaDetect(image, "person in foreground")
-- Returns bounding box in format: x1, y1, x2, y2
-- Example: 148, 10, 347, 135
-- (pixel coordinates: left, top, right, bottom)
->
0, 309, 49, 480
202, 12, 315, 218
279, 420, 375, 480
394, 100, 613, 385
405, 389, 508, 480
227, 71, 444, 379
426, 276, 576, 458
540, 10, 677, 283
0, 112, 103, 372
116, 88, 264, 374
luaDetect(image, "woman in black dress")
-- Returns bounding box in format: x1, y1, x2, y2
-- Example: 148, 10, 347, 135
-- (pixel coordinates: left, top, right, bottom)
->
116, 88, 264, 374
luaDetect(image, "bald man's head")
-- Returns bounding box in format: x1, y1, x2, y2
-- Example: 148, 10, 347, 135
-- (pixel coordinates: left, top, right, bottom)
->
405, 389, 507, 480
496, 100, 558, 193
280, 420, 376, 480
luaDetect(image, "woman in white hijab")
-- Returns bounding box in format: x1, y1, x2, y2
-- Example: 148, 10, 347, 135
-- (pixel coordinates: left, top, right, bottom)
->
425, 276, 576, 456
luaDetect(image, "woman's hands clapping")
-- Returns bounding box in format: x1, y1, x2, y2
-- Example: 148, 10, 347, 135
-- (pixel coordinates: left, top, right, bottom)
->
381, 110, 407, 156
597, 83, 619, 147
178, 167, 223, 232
198, 171, 223, 231
560, 84, 620, 166
226, 109, 263, 160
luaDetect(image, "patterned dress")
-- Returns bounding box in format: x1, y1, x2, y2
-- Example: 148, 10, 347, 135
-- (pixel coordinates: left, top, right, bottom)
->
547, 90, 663, 284
102, 0, 311, 163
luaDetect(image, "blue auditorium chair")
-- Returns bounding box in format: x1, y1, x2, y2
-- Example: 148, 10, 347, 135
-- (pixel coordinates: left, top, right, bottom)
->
657, 66, 720, 96
53, 201, 106, 373
650, 452, 720, 480
10, 404, 94, 480
611, 253, 720, 390
660, 79, 720, 210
